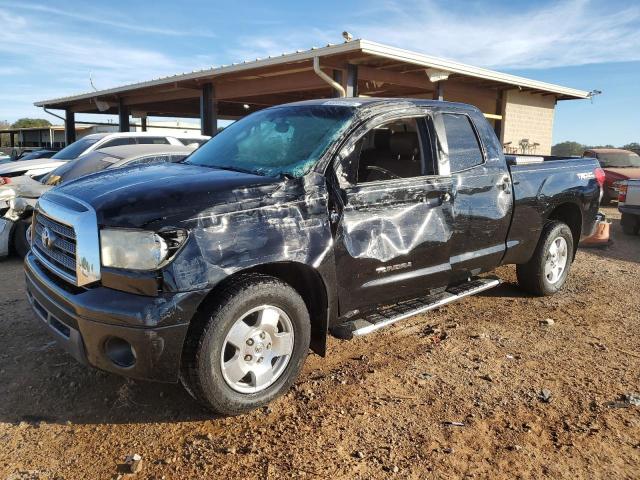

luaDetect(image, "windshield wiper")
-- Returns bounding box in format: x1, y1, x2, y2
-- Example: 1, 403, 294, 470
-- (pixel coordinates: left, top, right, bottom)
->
199, 165, 265, 176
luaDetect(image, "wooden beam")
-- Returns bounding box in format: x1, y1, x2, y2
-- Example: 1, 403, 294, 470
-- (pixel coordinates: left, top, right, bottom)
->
357, 65, 430, 90
122, 88, 200, 105
215, 70, 329, 99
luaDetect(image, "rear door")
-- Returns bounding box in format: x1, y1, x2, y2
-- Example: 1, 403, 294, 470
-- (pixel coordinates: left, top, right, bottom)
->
431, 110, 513, 280
331, 112, 453, 315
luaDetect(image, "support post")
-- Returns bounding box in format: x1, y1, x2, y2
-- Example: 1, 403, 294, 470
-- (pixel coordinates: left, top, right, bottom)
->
200, 83, 217, 136
433, 81, 444, 101
332, 70, 343, 98
118, 99, 130, 132
494, 90, 504, 139
38, 129, 43, 147
10, 132, 14, 148
65, 109, 76, 145
141, 117, 147, 132
345, 64, 358, 97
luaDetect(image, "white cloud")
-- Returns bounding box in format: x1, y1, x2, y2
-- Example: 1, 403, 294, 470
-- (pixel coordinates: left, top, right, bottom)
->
0, 10, 217, 100
0, 2, 216, 38
227, 0, 640, 70
347, 0, 640, 69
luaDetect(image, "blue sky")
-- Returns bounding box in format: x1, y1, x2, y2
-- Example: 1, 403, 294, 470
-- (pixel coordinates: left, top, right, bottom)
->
0, 0, 639, 145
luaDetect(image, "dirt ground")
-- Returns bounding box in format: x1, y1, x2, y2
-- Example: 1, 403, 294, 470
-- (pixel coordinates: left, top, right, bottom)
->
0, 206, 638, 479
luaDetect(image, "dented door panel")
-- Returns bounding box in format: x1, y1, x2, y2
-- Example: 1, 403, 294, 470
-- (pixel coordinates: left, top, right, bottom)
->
333, 176, 453, 314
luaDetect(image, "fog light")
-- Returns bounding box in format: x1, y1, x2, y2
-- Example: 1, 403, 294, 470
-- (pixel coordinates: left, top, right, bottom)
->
104, 337, 136, 368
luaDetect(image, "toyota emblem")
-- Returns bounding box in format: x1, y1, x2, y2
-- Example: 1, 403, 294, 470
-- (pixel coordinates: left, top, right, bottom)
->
41, 227, 56, 250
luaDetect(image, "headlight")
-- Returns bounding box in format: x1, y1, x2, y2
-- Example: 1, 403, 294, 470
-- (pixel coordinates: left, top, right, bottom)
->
9, 197, 28, 215
100, 229, 170, 270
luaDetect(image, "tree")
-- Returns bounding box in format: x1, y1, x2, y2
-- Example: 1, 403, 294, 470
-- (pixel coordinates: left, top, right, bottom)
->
0, 120, 10, 148
622, 142, 640, 151
551, 141, 585, 157
11, 118, 51, 129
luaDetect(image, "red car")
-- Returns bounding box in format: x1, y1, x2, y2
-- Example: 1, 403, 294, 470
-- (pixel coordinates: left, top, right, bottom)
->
583, 148, 640, 204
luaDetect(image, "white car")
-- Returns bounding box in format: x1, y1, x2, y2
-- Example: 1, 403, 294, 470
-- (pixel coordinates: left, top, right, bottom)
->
0, 131, 209, 180
0, 143, 199, 258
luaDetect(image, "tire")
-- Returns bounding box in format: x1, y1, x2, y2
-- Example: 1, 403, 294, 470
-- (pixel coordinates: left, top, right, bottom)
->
516, 221, 574, 296
180, 274, 310, 415
12, 218, 31, 258
621, 214, 639, 236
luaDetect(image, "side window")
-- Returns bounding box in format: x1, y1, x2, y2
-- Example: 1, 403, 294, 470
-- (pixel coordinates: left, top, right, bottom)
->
136, 137, 170, 145
353, 118, 426, 184
437, 113, 484, 173
101, 137, 136, 148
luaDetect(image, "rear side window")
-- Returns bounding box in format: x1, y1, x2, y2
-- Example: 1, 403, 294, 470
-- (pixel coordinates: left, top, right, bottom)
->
101, 137, 136, 148
136, 137, 170, 145
440, 113, 484, 172
178, 138, 207, 146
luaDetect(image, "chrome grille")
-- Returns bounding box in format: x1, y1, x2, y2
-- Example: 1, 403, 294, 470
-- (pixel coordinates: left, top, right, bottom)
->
32, 211, 77, 282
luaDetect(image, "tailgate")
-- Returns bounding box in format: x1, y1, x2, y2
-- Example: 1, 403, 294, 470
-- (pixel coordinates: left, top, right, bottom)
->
626, 181, 640, 206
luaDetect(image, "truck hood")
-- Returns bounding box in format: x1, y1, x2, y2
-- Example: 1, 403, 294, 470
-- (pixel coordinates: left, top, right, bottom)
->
0, 158, 66, 175
52, 162, 282, 228
604, 167, 640, 180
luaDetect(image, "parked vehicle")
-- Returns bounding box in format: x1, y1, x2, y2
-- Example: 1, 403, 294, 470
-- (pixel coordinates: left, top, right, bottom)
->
0, 132, 209, 180
0, 144, 196, 258
0, 148, 59, 164
618, 179, 640, 235
583, 148, 640, 204
14, 149, 59, 161
25, 99, 601, 415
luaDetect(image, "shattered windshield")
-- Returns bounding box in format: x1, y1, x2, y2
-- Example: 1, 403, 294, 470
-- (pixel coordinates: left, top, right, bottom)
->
185, 105, 355, 177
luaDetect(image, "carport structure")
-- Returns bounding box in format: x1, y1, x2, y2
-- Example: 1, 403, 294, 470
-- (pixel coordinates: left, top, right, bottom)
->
34, 39, 591, 155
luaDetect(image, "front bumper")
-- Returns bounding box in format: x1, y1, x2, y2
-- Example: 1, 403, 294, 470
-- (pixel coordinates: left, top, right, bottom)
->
24, 252, 206, 382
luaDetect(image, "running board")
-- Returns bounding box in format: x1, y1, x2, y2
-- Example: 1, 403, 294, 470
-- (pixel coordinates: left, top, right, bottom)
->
331, 277, 500, 339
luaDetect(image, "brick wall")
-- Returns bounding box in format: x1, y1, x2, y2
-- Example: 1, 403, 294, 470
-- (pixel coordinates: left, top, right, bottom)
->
502, 90, 556, 155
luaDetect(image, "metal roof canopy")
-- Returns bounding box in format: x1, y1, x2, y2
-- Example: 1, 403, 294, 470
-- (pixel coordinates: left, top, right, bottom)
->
34, 39, 590, 124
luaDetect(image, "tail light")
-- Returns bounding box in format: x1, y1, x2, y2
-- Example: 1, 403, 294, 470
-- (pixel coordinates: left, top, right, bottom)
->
594, 167, 605, 187
0, 177, 11, 186
618, 183, 628, 204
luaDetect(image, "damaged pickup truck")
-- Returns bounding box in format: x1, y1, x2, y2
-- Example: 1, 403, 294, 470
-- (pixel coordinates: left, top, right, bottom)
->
25, 99, 602, 414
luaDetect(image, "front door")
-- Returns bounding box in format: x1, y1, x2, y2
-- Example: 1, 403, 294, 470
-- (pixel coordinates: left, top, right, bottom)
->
331, 114, 453, 315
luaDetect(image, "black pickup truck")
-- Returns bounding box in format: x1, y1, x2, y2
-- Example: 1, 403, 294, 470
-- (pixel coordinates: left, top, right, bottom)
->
25, 99, 602, 414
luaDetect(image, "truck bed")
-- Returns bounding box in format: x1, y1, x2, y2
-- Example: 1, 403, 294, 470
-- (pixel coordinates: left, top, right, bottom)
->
501, 155, 601, 265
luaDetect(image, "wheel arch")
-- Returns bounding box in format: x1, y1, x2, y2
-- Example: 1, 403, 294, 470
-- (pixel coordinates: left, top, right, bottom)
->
546, 202, 582, 260
194, 261, 330, 356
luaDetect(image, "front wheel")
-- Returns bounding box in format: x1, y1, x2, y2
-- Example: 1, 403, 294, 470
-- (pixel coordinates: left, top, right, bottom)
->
516, 221, 574, 296
181, 274, 310, 415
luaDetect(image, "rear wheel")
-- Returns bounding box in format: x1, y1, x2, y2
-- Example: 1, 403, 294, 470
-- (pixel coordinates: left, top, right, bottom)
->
516, 221, 574, 296
621, 213, 639, 235
181, 274, 310, 415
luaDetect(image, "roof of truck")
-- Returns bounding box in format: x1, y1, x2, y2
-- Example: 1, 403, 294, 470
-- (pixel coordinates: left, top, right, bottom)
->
282, 97, 476, 110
